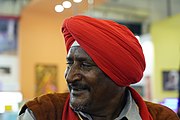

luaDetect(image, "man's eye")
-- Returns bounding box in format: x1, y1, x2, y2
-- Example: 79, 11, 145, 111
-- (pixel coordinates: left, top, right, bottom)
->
66, 62, 73, 66
81, 62, 92, 67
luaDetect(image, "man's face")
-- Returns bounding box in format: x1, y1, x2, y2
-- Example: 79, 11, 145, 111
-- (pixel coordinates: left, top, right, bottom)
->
65, 46, 124, 113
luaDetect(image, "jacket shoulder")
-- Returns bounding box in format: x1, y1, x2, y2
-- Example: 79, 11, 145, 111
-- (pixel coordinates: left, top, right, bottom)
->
145, 101, 179, 120
19, 92, 69, 120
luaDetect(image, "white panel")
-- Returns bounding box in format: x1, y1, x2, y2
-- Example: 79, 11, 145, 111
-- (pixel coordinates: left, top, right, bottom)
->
0, 55, 19, 91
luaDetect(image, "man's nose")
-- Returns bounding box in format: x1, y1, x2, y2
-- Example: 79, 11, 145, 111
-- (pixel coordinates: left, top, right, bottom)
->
65, 64, 81, 83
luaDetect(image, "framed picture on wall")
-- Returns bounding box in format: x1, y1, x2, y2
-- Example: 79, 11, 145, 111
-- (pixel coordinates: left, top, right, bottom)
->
35, 64, 58, 96
163, 70, 179, 91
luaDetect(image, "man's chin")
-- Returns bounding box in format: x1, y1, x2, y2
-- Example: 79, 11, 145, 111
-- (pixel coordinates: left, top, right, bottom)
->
70, 103, 84, 111
70, 98, 90, 111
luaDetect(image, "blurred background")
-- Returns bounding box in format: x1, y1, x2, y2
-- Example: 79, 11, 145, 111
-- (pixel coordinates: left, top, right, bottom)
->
0, 0, 179, 119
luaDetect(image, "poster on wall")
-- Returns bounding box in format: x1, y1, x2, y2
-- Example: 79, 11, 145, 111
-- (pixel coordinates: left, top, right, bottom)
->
163, 70, 179, 91
35, 64, 58, 96
0, 17, 18, 55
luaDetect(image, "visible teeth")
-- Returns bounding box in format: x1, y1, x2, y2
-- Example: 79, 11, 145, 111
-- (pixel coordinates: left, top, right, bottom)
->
75, 88, 82, 91
72, 88, 84, 91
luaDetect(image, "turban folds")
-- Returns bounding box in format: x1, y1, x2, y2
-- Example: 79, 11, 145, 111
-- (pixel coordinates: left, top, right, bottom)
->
62, 15, 145, 86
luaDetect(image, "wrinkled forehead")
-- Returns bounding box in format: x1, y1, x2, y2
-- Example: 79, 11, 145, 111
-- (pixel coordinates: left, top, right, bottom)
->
67, 41, 80, 55
67, 42, 92, 61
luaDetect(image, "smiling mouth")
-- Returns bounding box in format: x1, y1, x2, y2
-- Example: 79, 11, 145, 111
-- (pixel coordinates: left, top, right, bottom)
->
69, 84, 89, 96
71, 88, 88, 95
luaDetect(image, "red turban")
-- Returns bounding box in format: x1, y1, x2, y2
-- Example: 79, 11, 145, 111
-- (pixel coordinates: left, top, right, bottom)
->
62, 15, 146, 86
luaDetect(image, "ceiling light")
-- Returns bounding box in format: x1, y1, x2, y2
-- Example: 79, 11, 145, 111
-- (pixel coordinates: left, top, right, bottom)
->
55, 4, 64, 12
62, 1, 72, 8
73, 0, 82, 3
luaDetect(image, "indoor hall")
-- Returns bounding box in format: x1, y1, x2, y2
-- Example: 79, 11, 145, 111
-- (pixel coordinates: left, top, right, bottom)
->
0, 0, 180, 119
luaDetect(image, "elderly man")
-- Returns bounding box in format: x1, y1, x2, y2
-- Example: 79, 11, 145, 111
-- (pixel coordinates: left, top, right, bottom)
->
18, 15, 179, 120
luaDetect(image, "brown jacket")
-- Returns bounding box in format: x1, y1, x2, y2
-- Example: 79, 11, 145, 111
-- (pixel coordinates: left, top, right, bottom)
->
19, 92, 179, 120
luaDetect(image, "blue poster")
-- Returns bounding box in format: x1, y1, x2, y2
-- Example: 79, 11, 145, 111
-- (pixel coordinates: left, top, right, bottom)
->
0, 18, 18, 54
